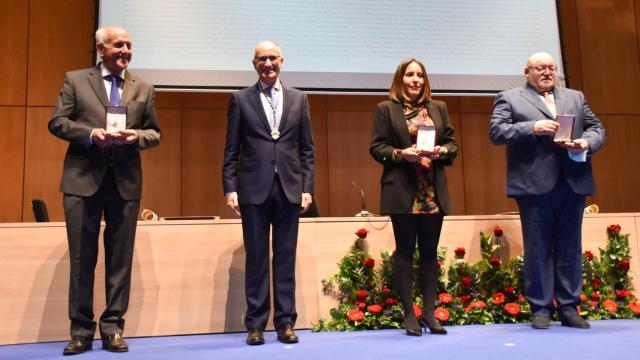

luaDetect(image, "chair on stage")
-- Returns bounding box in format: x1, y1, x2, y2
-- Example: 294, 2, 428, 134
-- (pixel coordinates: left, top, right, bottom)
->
31, 199, 50, 222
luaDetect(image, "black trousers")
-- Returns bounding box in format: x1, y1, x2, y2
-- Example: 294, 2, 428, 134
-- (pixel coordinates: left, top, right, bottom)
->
515, 176, 585, 317
64, 169, 139, 338
240, 176, 300, 330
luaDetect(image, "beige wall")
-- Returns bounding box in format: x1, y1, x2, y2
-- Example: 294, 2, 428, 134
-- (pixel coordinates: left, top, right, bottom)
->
2, 0, 640, 222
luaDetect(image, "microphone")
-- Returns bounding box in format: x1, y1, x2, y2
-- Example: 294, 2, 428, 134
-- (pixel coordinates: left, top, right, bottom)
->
352, 181, 374, 217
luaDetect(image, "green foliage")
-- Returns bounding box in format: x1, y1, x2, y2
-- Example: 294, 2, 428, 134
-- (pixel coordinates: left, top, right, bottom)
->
314, 224, 640, 332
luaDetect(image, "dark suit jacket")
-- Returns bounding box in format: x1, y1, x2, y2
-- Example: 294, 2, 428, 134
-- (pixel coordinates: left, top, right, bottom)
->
48, 65, 161, 200
370, 100, 457, 215
222, 82, 315, 204
489, 84, 605, 196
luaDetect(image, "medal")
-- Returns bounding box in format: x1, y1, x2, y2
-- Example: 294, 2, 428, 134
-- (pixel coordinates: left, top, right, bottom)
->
271, 128, 280, 140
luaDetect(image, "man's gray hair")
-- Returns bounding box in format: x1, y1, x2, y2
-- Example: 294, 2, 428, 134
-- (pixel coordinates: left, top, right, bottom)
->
95, 26, 127, 45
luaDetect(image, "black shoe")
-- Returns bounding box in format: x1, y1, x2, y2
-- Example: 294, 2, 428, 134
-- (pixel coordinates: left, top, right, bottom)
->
420, 317, 447, 335
63, 335, 93, 355
560, 314, 590, 329
276, 323, 299, 343
403, 315, 422, 337
101, 333, 128, 352
246, 329, 264, 345
531, 314, 551, 329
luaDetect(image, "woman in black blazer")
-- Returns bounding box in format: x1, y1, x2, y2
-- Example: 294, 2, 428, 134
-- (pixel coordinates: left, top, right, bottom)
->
370, 58, 457, 336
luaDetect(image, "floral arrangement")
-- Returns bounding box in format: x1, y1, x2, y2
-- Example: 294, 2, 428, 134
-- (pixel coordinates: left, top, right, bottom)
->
312, 224, 639, 331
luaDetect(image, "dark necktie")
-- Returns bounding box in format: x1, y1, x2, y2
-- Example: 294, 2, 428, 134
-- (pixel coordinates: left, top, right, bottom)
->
108, 75, 121, 105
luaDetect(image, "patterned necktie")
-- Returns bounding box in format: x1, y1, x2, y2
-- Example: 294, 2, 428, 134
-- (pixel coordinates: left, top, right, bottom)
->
543, 91, 556, 118
109, 75, 121, 105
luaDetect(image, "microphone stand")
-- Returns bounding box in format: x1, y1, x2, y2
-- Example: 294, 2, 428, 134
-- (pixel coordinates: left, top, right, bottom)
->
352, 181, 374, 217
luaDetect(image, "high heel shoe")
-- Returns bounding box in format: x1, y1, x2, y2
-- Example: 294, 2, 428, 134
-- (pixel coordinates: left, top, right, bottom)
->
420, 317, 447, 335
404, 315, 422, 337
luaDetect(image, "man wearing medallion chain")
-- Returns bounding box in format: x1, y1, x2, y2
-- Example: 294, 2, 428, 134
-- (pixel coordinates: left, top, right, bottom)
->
222, 40, 315, 345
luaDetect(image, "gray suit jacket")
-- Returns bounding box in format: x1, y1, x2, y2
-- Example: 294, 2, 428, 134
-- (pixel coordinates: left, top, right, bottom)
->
222, 82, 315, 205
489, 84, 605, 196
49, 65, 161, 200
370, 100, 458, 215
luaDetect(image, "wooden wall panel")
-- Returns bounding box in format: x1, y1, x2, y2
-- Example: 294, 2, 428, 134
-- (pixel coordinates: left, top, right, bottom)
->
576, 0, 640, 114
22, 107, 67, 221
140, 109, 182, 219
27, 0, 94, 106
0, 0, 28, 105
181, 109, 228, 218
0, 107, 26, 222
460, 113, 518, 215
558, 0, 583, 89
309, 109, 329, 216
591, 115, 640, 212
326, 111, 381, 217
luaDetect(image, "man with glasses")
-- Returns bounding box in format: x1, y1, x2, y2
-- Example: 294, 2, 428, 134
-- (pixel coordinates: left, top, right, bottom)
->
222, 40, 315, 345
489, 52, 605, 330
49, 26, 161, 355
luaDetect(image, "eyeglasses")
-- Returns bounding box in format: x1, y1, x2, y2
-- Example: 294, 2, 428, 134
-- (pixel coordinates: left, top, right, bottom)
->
528, 64, 556, 72
254, 55, 280, 63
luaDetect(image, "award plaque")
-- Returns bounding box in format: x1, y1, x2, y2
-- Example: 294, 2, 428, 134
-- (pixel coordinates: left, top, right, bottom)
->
554, 114, 575, 143
105, 105, 127, 134
416, 124, 436, 152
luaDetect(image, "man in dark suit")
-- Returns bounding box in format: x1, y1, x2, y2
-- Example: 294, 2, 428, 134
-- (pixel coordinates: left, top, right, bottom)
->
489, 52, 605, 330
49, 26, 161, 355
222, 40, 314, 346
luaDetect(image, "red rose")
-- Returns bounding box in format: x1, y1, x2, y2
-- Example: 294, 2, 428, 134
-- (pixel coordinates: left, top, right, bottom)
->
356, 289, 368, 301
356, 302, 366, 309
382, 287, 391, 295
591, 278, 602, 289
504, 286, 515, 296
438, 293, 453, 304
491, 292, 506, 305
493, 225, 503, 237
454, 247, 466, 257
347, 309, 365, 322
385, 297, 398, 305
468, 300, 487, 310
629, 301, 640, 314
618, 260, 631, 271
517, 294, 526, 302
363, 258, 375, 268
602, 299, 618, 313
413, 303, 423, 318
434, 307, 450, 322
607, 224, 621, 236
616, 290, 630, 299
580, 293, 587, 303
459, 294, 470, 304
355, 228, 369, 239
461, 276, 473, 288
591, 292, 600, 301
437, 261, 443, 269
504, 303, 520, 316
584, 251, 594, 261
367, 304, 383, 314
588, 300, 597, 307
577, 305, 582, 313
490, 257, 501, 267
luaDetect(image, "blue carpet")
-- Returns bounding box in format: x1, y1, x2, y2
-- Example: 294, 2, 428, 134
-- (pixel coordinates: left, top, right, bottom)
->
1, 320, 638, 360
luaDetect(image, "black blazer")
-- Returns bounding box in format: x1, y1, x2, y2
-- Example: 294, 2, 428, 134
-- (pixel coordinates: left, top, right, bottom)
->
222, 82, 315, 205
370, 100, 457, 215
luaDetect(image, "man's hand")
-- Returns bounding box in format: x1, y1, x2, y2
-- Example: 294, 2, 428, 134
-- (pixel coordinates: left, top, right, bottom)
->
556, 138, 590, 153
300, 193, 312, 213
90, 128, 114, 147
226, 192, 241, 216
114, 129, 139, 145
533, 120, 559, 136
